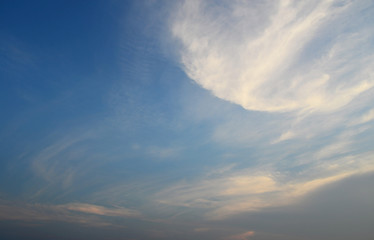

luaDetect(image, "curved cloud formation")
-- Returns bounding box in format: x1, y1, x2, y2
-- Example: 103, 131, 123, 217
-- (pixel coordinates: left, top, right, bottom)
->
171, 0, 374, 112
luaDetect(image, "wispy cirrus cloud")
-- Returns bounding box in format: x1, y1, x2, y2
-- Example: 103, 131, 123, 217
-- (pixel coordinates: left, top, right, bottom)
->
171, 0, 374, 113
0, 200, 140, 227
60, 203, 140, 218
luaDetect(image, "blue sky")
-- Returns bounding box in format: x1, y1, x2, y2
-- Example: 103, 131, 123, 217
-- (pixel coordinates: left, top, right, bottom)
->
1, 0, 374, 239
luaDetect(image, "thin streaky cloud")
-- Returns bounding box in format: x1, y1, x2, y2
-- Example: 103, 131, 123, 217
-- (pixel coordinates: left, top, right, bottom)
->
59, 203, 141, 217
154, 152, 374, 220
0, 201, 140, 227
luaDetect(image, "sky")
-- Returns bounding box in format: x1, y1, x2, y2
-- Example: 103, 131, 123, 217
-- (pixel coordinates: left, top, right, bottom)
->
0, 0, 374, 239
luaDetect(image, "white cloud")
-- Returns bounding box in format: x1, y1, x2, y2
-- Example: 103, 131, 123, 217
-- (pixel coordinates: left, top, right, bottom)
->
171, 0, 374, 113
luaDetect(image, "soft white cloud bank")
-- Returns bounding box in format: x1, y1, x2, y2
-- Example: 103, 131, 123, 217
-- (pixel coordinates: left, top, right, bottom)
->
171, 0, 374, 112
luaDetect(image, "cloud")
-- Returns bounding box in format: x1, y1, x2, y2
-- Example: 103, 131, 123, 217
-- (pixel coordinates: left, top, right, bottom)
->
221, 176, 277, 196
155, 149, 374, 220
349, 108, 374, 126
274, 130, 296, 143
227, 172, 374, 240
31, 136, 85, 183
227, 231, 255, 240
0, 201, 140, 227
58, 203, 140, 218
28, 132, 101, 199
171, 0, 374, 113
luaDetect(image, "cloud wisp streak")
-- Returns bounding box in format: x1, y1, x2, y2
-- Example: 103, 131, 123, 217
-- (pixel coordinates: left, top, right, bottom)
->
0, 201, 141, 227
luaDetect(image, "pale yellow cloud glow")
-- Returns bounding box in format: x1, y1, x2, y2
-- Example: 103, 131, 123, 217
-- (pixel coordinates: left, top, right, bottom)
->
221, 176, 277, 196
60, 203, 140, 217
156, 151, 374, 220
